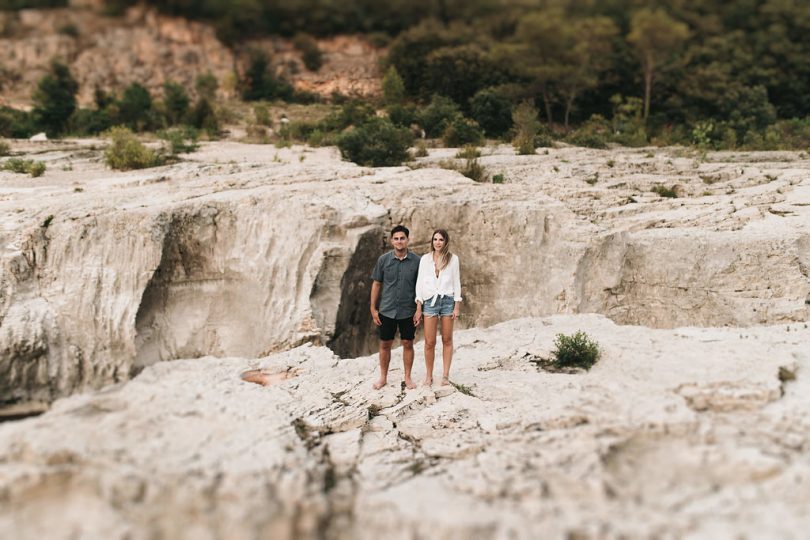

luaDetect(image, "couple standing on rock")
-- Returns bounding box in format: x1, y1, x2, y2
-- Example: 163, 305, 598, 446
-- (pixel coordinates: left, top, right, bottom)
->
370, 225, 463, 390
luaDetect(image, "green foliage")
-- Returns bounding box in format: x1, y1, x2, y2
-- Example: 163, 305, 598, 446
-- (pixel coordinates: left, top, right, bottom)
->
512, 100, 540, 155
241, 51, 294, 102
413, 140, 428, 157
158, 126, 199, 155
57, 22, 79, 37
336, 117, 413, 167
460, 158, 485, 182
551, 331, 601, 370
386, 103, 417, 128
0, 107, 36, 138
188, 98, 219, 135
610, 95, 647, 146
292, 33, 323, 72
162, 81, 190, 125
455, 145, 480, 159
442, 116, 484, 147
321, 100, 375, 132
195, 72, 218, 101
651, 184, 678, 198
492, 173, 504, 184
424, 44, 502, 111
67, 108, 113, 136
2, 157, 45, 177
118, 83, 153, 131
104, 126, 162, 170
382, 66, 406, 107
418, 95, 461, 138
32, 60, 78, 137
566, 114, 611, 149
470, 87, 513, 138
0, 140, 9, 156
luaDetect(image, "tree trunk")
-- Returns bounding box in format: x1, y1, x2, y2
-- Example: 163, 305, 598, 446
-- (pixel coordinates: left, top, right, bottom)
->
542, 89, 553, 125
643, 62, 653, 119
564, 95, 575, 131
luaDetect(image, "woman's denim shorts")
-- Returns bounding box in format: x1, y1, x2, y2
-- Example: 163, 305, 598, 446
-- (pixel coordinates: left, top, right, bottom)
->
423, 295, 456, 317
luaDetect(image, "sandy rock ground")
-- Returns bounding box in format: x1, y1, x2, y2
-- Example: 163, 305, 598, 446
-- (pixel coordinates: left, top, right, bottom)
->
1, 139, 810, 538
0, 315, 808, 539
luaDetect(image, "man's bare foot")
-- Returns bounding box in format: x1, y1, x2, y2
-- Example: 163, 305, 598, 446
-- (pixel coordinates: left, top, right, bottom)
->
422, 377, 433, 387
373, 378, 387, 390
404, 378, 417, 390
441, 375, 450, 386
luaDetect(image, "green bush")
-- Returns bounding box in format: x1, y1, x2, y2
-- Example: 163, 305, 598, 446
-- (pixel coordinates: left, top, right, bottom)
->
470, 87, 513, 138
336, 117, 413, 167
188, 98, 219, 135
118, 83, 154, 131
158, 126, 199, 155
162, 81, 190, 125
442, 116, 484, 147
492, 173, 504, 184
651, 184, 678, 198
551, 331, 600, 370
293, 33, 323, 72
418, 95, 461, 138
566, 114, 611, 149
387, 103, 417, 128
320, 99, 375, 132
67, 108, 113, 135
0, 140, 9, 156
382, 66, 406, 106
195, 72, 218, 101
512, 100, 540, 155
455, 145, 480, 159
32, 60, 78, 137
0, 107, 37, 138
104, 126, 162, 170
241, 51, 294, 102
2, 157, 45, 177
460, 158, 485, 182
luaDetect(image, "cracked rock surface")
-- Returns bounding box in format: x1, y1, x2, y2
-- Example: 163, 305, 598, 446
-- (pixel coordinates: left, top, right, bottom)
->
1, 315, 809, 539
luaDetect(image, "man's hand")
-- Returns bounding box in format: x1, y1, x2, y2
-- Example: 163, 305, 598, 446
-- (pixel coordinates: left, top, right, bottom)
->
371, 308, 382, 326
413, 305, 422, 327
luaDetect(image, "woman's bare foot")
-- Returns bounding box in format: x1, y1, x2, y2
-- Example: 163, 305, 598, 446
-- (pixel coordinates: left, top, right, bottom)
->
373, 378, 387, 390
404, 378, 417, 390
441, 375, 450, 386
422, 377, 433, 387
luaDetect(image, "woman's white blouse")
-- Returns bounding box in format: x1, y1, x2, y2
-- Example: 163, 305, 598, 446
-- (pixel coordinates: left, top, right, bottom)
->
415, 253, 462, 305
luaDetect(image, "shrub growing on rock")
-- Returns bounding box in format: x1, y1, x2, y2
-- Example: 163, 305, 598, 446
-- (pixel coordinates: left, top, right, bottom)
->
336, 117, 413, 167
2, 157, 46, 177
418, 95, 461, 138
0, 140, 10, 156
470, 87, 513, 138
551, 331, 601, 370
158, 126, 199, 155
512, 100, 540, 155
442, 116, 484, 147
104, 126, 162, 170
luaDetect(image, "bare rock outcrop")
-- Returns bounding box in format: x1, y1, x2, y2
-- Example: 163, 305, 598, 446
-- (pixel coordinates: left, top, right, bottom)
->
1, 315, 808, 538
2, 142, 810, 409
0, 7, 381, 108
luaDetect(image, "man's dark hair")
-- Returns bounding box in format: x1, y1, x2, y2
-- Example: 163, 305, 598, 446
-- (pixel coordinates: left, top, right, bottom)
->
391, 225, 409, 237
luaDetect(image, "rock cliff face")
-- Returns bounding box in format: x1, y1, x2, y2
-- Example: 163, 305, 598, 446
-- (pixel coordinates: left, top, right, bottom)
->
1, 142, 809, 409
0, 7, 381, 108
1, 315, 808, 539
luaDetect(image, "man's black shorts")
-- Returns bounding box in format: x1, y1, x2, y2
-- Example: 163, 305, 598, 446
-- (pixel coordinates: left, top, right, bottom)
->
378, 314, 415, 341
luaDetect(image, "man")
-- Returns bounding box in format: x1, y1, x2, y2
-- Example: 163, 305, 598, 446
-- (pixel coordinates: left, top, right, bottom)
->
370, 225, 421, 389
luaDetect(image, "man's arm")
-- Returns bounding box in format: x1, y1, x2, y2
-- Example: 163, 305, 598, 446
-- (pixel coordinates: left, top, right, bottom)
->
370, 280, 382, 326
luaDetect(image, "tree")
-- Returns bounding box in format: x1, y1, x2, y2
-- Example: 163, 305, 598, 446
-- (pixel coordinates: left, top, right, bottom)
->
381, 65, 406, 106
32, 60, 78, 137
470, 87, 512, 137
556, 16, 618, 130
241, 50, 293, 102
195, 72, 218, 101
162, 81, 190, 125
118, 83, 153, 131
627, 8, 689, 119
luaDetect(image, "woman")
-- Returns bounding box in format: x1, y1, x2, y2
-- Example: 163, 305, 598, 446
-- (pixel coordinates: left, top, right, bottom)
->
415, 229, 462, 386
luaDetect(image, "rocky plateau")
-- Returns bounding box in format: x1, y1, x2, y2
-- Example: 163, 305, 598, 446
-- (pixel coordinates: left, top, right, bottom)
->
1, 138, 809, 539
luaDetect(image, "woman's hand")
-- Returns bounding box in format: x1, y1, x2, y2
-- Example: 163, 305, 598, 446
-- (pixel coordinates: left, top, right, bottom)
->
413, 304, 422, 327
452, 306, 460, 321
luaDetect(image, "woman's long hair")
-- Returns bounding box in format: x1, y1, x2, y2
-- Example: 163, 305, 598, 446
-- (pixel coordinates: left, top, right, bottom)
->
430, 229, 452, 271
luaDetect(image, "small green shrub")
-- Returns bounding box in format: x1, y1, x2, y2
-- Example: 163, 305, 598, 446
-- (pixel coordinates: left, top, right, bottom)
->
551, 331, 600, 370
0, 106, 37, 138
512, 100, 540, 155
651, 184, 678, 198
104, 126, 162, 170
470, 87, 513, 138
28, 161, 46, 177
413, 140, 429, 157
492, 173, 504, 184
67, 108, 113, 135
293, 33, 323, 72
118, 82, 154, 131
158, 126, 199, 155
162, 81, 190, 126
195, 72, 218, 101
442, 116, 484, 147
0, 140, 10, 156
2, 157, 45, 177
455, 145, 480, 159
418, 95, 461, 138
336, 117, 414, 167
387, 103, 417, 128
567, 115, 610, 149
461, 158, 485, 182
381, 65, 406, 106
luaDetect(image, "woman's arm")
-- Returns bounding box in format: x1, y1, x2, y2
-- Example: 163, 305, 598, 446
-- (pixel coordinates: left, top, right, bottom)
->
415, 255, 429, 303
452, 255, 462, 302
